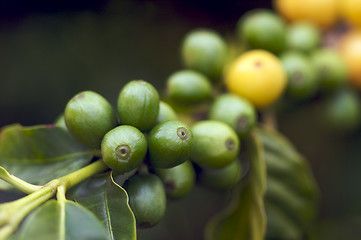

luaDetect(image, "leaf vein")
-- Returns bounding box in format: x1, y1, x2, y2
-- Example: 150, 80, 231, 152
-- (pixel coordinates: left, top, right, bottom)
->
104, 178, 115, 240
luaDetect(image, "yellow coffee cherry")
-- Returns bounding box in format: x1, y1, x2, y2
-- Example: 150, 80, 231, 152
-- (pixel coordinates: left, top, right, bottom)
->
225, 50, 287, 108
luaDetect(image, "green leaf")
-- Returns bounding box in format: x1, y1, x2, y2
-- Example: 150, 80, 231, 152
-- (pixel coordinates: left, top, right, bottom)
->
0, 124, 93, 189
14, 199, 108, 240
69, 172, 136, 240
257, 127, 319, 239
205, 131, 267, 240
264, 202, 302, 239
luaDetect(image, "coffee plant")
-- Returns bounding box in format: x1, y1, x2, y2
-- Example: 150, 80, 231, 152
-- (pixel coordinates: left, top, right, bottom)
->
1, 0, 360, 239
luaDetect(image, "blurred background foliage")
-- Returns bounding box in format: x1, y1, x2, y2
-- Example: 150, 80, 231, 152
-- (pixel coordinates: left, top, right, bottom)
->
0, 0, 360, 239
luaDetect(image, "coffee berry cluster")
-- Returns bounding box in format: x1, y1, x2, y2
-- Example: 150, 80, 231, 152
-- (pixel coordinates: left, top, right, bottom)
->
64, 70, 255, 228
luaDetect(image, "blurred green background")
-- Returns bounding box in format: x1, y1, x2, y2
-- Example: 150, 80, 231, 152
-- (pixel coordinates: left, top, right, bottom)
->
0, 0, 360, 239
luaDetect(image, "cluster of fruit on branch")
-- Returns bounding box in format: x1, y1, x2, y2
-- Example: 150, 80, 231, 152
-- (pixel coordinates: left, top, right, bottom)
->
1, 0, 361, 239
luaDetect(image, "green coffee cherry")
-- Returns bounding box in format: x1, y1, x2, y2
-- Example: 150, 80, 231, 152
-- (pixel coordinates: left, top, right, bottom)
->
280, 51, 318, 100
199, 159, 242, 190
181, 29, 228, 79
156, 101, 178, 124
209, 93, 256, 138
190, 120, 240, 169
123, 174, 166, 228
286, 21, 321, 53
117, 80, 159, 131
154, 160, 195, 199
101, 125, 147, 173
323, 88, 361, 132
167, 70, 212, 104
237, 9, 286, 54
148, 120, 193, 169
65, 91, 117, 149
311, 48, 348, 91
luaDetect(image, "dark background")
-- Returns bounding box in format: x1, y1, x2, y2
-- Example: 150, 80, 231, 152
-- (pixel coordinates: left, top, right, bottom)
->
0, 0, 272, 127
0, 0, 360, 239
